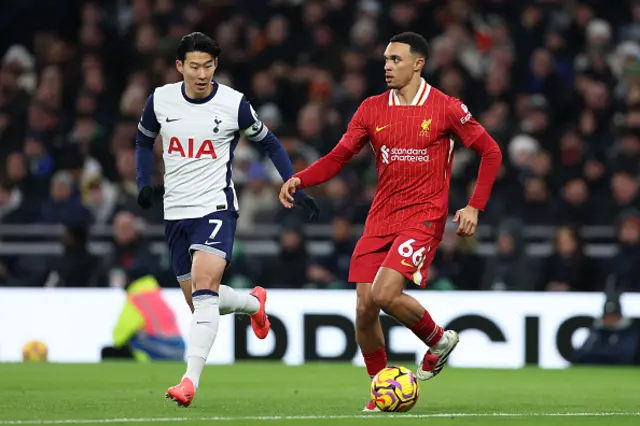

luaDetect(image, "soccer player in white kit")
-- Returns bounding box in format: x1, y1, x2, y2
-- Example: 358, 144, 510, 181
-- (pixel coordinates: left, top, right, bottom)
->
135, 32, 319, 407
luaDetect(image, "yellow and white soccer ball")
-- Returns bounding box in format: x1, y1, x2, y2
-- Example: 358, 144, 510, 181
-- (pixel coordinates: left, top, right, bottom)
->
22, 340, 48, 362
370, 366, 420, 412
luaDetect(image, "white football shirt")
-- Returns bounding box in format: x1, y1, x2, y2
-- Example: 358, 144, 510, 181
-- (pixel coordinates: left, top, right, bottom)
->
137, 81, 267, 220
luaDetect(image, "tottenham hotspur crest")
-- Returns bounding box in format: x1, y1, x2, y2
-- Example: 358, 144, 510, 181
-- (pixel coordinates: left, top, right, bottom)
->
213, 117, 222, 133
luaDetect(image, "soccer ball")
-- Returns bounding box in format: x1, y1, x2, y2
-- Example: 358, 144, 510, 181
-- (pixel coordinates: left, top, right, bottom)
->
22, 340, 48, 362
370, 366, 420, 412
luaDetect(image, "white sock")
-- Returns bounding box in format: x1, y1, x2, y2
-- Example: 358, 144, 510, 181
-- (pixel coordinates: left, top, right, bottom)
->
183, 290, 220, 389
218, 285, 260, 315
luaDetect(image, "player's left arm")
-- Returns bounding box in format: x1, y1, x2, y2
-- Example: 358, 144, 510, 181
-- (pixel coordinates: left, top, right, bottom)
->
238, 96, 296, 182
446, 98, 502, 236
238, 96, 319, 220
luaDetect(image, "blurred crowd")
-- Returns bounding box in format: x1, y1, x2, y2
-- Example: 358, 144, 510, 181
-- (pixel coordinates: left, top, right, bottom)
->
0, 0, 639, 292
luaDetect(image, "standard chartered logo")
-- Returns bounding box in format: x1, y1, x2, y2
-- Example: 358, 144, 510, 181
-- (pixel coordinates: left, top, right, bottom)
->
381, 145, 390, 164
380, 145, 429, 163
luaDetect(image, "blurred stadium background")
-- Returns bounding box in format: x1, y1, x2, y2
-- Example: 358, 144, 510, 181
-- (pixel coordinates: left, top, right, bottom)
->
1, 0, 640, 369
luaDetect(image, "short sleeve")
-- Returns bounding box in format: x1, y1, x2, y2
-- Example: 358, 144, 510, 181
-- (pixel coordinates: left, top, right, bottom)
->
138, 92, 160, 138
446, 97, 485, 148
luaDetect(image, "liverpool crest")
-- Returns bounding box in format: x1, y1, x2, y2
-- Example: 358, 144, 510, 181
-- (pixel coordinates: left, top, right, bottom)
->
419, 118, 432, 137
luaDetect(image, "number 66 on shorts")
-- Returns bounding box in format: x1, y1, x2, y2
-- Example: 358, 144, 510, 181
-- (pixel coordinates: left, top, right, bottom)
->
348, 228, 439, 288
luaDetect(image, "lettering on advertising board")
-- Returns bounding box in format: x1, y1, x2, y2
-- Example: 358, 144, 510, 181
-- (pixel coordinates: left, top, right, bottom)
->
0, 290, 638, 368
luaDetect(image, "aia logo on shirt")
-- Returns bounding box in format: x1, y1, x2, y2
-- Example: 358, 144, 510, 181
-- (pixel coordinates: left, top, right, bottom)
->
167, 137, 217, 159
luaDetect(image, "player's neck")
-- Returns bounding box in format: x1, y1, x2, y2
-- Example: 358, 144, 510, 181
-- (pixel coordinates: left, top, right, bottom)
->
184, 82, 214, 100
395, 76, 423, 106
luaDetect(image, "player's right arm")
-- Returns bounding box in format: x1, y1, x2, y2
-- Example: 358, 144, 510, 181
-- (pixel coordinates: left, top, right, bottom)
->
135, 92, 160, 209
279, 102, 370, 208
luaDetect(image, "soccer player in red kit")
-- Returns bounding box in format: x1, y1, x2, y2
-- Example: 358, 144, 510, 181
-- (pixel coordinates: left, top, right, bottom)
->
279, 32, 502, 411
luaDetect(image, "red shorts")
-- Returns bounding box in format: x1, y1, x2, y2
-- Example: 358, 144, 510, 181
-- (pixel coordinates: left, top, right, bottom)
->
348, 228, 440, 288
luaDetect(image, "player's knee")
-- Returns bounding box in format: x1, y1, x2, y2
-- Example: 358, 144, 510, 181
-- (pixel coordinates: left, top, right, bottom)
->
191, 267, 216, 291
371, 284, 398, 312
356, 301, 378, 329
191, 251, 225, 291
191, 266, 222, 291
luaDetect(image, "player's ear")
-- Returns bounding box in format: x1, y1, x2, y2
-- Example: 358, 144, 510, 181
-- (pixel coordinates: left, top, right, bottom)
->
175, 60, 184, 74
414, 56, 425, 72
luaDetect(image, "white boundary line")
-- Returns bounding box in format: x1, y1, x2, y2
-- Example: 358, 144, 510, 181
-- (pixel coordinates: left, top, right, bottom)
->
0, 412, 639, 424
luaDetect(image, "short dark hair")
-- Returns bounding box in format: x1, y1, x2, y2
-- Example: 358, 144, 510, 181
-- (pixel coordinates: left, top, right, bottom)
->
176, 32, 221, 62
390, 32, 429, 59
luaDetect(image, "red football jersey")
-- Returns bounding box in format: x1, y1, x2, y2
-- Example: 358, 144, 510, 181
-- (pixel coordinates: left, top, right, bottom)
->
339, 79, 487, 238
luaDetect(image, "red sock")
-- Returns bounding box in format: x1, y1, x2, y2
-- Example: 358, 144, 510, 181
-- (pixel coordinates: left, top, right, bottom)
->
362, 346, 387, 379
411, 310, 443, 347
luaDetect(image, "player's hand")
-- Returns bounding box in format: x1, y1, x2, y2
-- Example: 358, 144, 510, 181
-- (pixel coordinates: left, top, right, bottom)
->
296, 193, 320, 222
279, 177, 301, 208
137, 186, 154, 210
453, 205, 478, 237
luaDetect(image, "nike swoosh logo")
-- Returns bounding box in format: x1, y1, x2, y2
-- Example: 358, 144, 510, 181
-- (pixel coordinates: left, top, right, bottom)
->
376, 125, 391, 132
401, 259, 414, 268
196, 321, 211, 324
204, 241, 220, 246
166, 117, 181, 122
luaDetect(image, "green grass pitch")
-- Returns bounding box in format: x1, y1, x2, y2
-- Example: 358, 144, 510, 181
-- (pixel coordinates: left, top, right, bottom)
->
0, 362, 639, 425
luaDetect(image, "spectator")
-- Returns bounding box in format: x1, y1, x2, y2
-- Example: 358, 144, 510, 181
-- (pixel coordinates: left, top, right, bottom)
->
512, 177, 555, 225
100, 210, 160, 288
556, 178, 596, 225
611, 127, 640, 176
573, 294, 640, 365
23, 134, 54, 181
430, 223, 484, 290
0, 46, 32, 160
113, 147, 162, 223
36, 224, 106, 287
598, 171, 640, 224
0, 178, 33, 223
5, 151, 43, 198
481, 218, 540, 291
82, 174, 118, 225
540, 225, 599, 292
39, 170, 92, 225
236, 163, 279, 232
314, 177, 353, 224
263, 223, 309, 288
608, 210, 640, 293
307, 215, 357, 289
